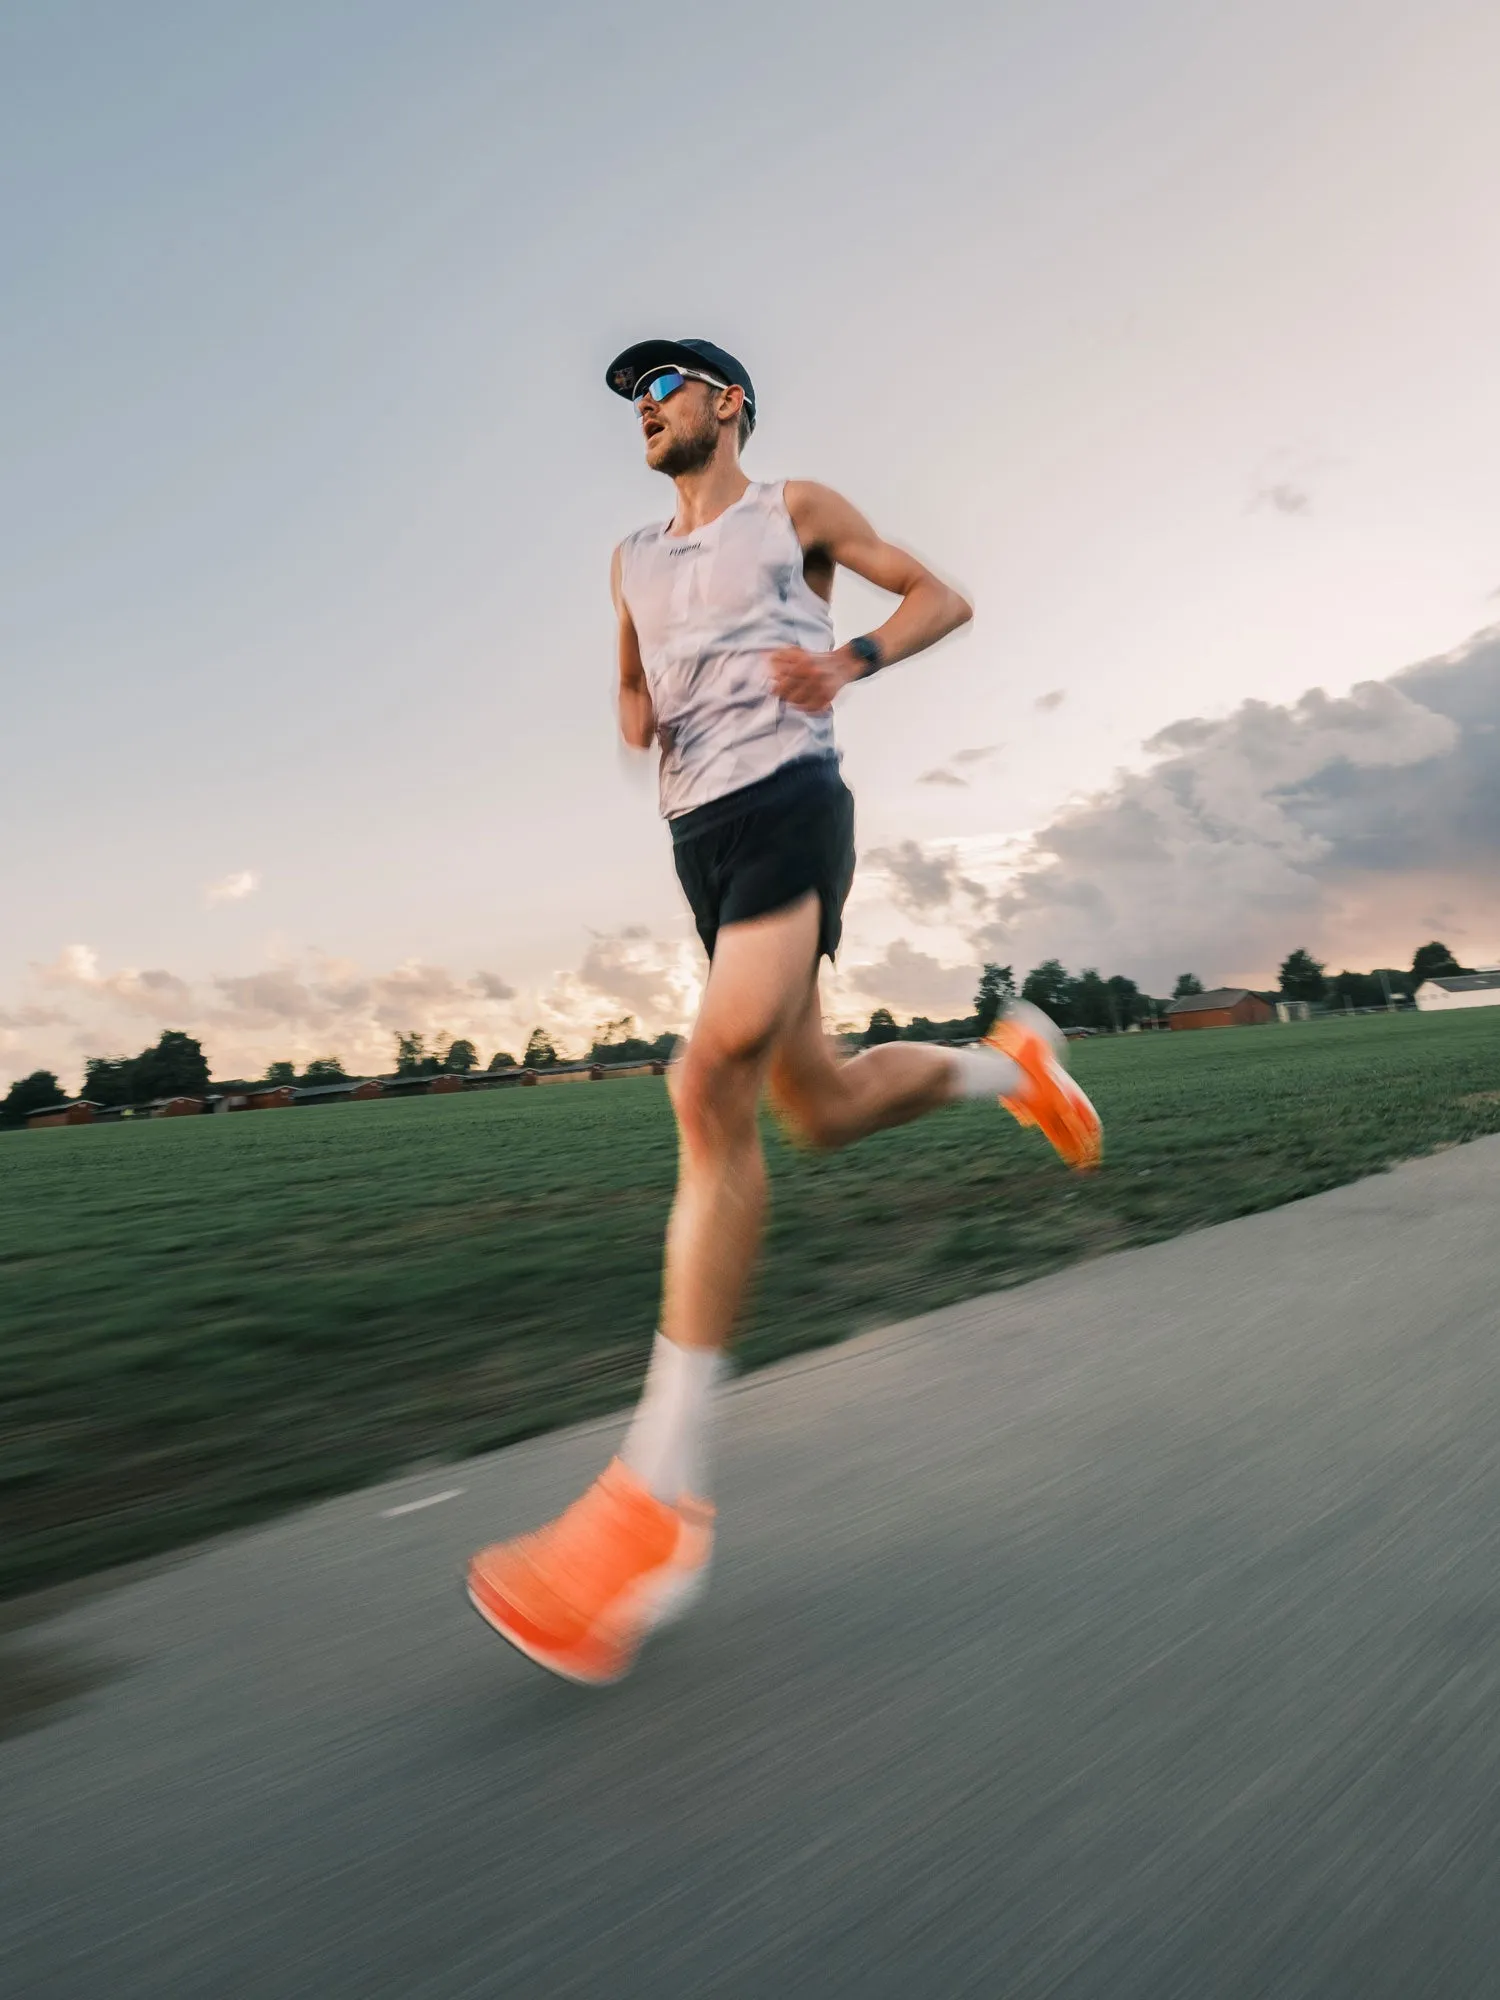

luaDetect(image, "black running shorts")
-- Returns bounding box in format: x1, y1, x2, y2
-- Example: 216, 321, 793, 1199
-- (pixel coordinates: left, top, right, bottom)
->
670, 756, 856, 963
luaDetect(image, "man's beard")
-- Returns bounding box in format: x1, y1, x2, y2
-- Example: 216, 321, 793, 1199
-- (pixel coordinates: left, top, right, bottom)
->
652, 411, 719, 477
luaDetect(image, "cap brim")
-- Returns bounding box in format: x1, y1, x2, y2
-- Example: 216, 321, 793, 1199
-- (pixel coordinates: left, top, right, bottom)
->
605, 339, 729, 400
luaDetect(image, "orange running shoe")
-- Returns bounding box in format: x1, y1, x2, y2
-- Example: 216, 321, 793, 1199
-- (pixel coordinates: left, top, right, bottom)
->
466, 1459, 714, 1685
987, 998, 1103, 1171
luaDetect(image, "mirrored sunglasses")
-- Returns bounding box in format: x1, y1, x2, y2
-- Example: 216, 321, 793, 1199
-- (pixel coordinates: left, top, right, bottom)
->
631, 366, 728, 408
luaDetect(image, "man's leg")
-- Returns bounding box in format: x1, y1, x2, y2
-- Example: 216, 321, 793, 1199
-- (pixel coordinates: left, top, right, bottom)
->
768, 979, 1104, 1169
766, 981, 969, 1151
614, 895, 824, 1505
466, 894, 824, 1684
659, 892, 825, 1351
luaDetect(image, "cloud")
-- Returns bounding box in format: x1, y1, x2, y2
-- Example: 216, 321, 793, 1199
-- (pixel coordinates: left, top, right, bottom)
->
540, 930, 702, 1044
206, 869, 260, 906
37, 945, 192, 1017
1254, 481, 1311, 516
918, 743, 1001, 788
0, 1004, 74, 1030
1035, 690, 1066, 712
0, 944, 539, 1090
868, 839, 986, 917
978, 628, 1500, 984
9, 630, 1497, 1086
213, 969, 323, 1026
846, 939, 977, 1017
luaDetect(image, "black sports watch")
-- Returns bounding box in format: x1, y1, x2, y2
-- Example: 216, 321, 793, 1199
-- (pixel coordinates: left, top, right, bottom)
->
848, 633, 884, 678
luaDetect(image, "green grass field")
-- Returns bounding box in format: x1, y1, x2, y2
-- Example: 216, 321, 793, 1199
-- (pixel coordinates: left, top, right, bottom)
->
4, 1009, 1499, 1599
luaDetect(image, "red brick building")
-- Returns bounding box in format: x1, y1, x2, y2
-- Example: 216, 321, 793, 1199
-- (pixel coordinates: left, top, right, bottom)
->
1166, 988, 1275, 1031
26, 1101, 98, 1129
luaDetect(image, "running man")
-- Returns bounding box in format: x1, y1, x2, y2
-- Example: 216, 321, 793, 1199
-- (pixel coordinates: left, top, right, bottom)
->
467, 337, 1101, 1683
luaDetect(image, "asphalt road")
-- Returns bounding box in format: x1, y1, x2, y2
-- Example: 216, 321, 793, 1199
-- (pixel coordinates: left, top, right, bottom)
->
4, 1137, 1500, 1999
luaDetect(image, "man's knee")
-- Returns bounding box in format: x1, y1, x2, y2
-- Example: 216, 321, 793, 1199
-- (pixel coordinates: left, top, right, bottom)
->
670, 1036, 764, 1153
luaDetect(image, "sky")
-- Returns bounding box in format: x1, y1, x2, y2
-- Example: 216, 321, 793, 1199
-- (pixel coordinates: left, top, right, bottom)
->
3, 0, 1499, 1088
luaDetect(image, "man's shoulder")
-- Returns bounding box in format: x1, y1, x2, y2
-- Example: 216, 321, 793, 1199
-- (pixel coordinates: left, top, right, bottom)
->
615, 519, 666, 566
781, 479, 855, 547
620, 517, 666, 546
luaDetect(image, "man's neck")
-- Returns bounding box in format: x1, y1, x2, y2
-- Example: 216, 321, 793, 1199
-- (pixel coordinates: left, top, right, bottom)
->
668, 455, 750, 535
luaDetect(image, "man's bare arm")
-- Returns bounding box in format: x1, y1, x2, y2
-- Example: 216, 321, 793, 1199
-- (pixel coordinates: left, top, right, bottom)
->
769, 482, 972, 713
612, 545, 655, 749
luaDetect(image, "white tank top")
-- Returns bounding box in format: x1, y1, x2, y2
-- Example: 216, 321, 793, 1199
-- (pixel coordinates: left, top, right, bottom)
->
618, 479, 838, 818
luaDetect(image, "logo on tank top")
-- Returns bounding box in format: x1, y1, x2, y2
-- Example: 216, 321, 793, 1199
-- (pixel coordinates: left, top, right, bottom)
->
667, 542, 702, 556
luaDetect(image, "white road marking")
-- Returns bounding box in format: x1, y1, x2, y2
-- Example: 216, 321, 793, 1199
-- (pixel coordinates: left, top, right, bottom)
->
380, 1488, 465, 1518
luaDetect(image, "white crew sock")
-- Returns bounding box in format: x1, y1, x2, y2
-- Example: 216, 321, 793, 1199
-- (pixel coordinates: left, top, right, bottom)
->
619, 1333, 723, 1502
947, 1043, 1026, 1102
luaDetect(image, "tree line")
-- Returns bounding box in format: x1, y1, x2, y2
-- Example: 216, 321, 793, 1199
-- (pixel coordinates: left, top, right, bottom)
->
0, 1016, 680, 1128
854, 938, 1474, 1045
0, 939, 1478, 1129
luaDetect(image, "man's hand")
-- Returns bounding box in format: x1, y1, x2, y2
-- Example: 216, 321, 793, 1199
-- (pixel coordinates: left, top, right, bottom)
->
768, 644, 861, 714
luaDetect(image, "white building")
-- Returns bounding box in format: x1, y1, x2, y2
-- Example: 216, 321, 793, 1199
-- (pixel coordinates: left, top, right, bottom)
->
1414, 972, 1500, 1012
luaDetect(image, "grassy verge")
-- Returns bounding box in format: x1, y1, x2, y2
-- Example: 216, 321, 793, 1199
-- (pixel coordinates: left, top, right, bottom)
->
3, 1009, 1499, 1597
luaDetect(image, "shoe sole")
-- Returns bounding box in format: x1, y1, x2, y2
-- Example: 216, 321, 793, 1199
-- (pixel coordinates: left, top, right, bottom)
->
988, 999, 1103, 1171
466, 1555, 710, 1687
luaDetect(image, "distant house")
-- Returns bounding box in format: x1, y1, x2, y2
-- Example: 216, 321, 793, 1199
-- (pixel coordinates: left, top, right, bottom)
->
26, 1100, 98, 1129
1166, 988, 1275, 1031
528, 1061, 600, 1086
1414, 971, 1500, 1012
215, 1086, 296, 1112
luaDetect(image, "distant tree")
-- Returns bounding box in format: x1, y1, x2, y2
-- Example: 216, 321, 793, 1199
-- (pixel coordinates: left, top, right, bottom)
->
134, 1031, 209, 1102
487, 1050, 519, 1071
1106, 974, 1142, 1030
863, 1007, 901, 1046
1021, 960, 1072, 1025
1171, 972, 1205, 999
1066, 968, 1114, 1032
444, 1039, 478, 1074
1277, 949, 1327, 1003
83, 1054, 137, 1108
300, 1056, 348, 1084
902, 1015, 972, 1042
524, 1027, 559, 1068
1411, 940, 1464, 984
0, 1069, 68, 1129
1327, 971, 1383, 1010
588, 1030, 677, 1063
263, 1060, 297, 1086
974, 962, 1014, 1037
395, 1032, 427, 1075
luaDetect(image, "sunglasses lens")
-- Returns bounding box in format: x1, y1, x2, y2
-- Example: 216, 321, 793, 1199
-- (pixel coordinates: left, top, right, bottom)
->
635, 370, 685, 406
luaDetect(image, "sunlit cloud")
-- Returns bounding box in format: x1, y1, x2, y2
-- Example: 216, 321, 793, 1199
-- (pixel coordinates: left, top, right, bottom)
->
845, 939, 977, 1017
206, 869, 260, 906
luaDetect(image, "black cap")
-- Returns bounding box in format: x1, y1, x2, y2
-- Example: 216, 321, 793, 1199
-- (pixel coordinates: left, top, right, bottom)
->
605, 337, 756, 430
